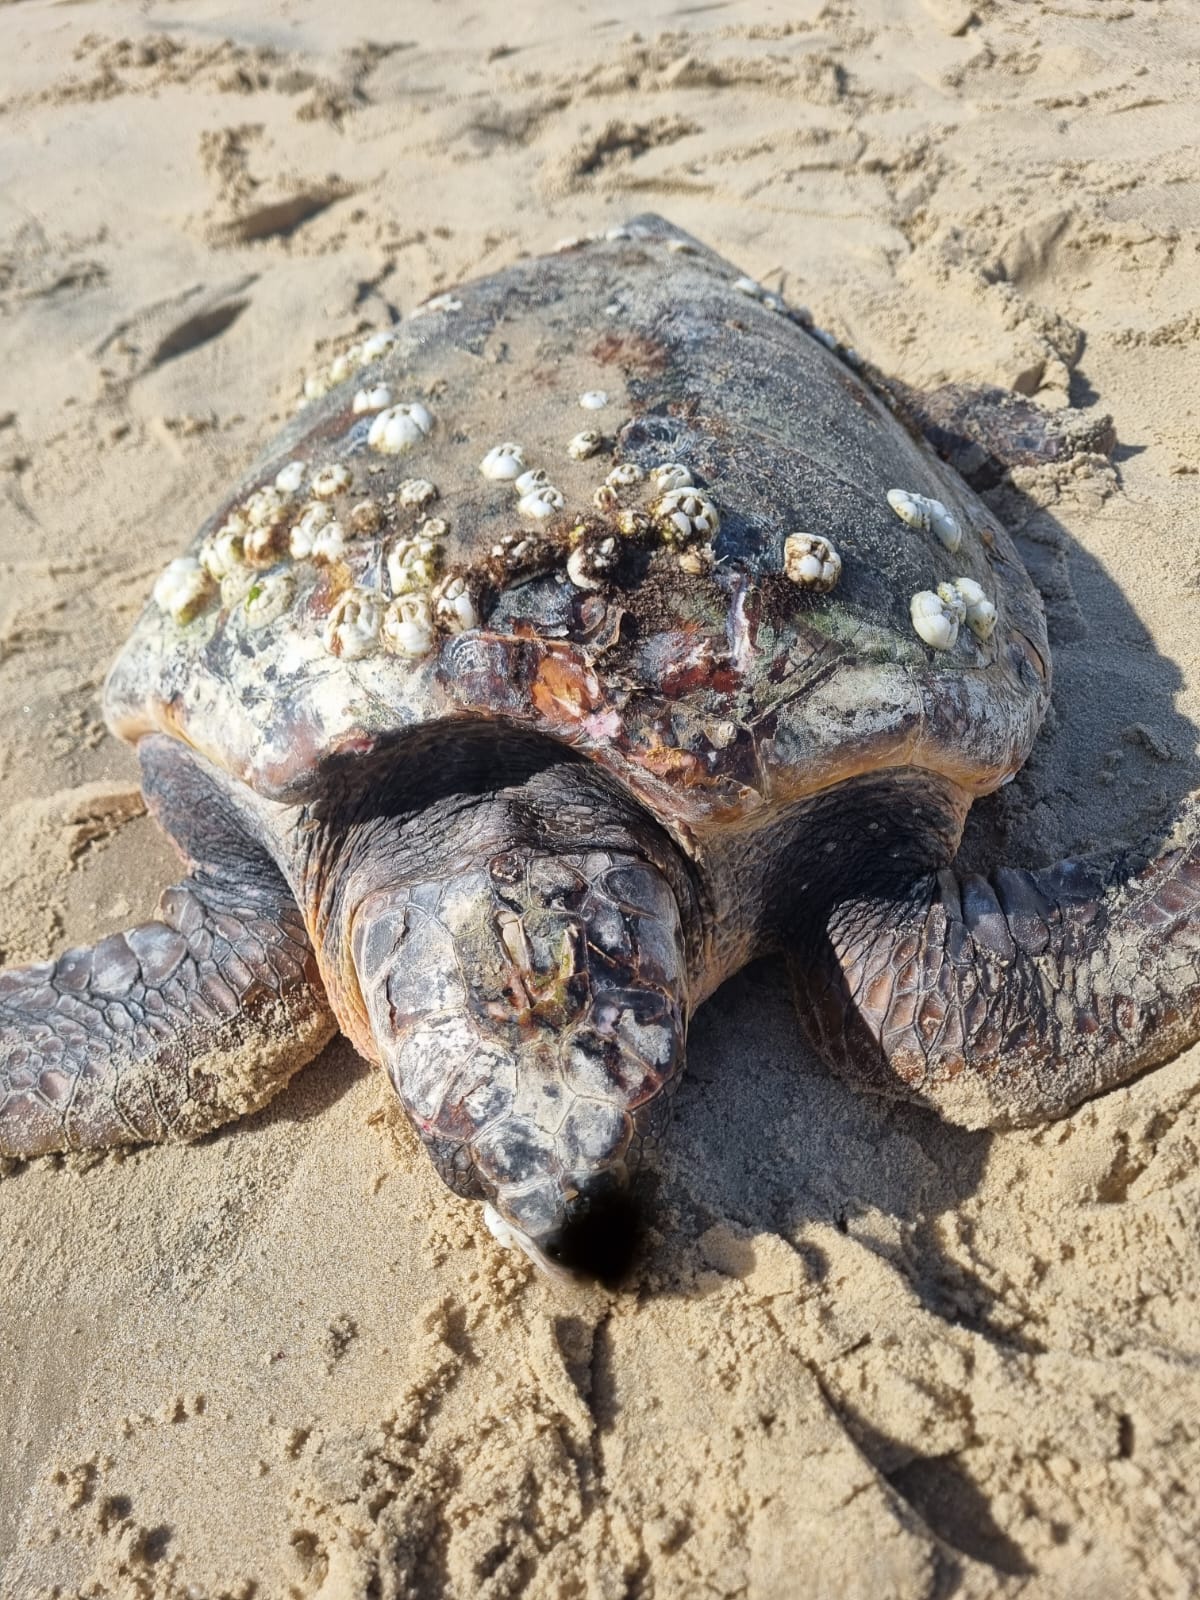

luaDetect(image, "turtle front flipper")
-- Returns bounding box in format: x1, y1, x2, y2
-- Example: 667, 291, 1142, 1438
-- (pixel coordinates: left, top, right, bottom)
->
0, 739, 336, 1159
792, 802, 1200, 1129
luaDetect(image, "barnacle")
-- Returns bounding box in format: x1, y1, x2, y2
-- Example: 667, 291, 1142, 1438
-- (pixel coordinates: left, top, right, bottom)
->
387, 534, 441, 595
153, 557, 214, 624
382, 593, 435, 658
311, 464, 353, 499
243, 572, 294, 628
367, 403, 435, 456
353, 385, 394, 415
653, 487, 720, 544
887, 488, 962, 553
783, 534, 842, 592
480, 443, 526, 481
567, 431, 603, 461
518, 485, 565, 520
323, 588, 383, 659
910, 590, 960, 652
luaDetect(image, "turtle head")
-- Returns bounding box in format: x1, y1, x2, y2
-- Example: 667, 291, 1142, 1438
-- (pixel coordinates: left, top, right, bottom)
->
349, 833, 689, 1283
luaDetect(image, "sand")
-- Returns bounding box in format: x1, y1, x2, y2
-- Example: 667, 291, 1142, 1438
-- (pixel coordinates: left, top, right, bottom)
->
2, 0, 1199, 1594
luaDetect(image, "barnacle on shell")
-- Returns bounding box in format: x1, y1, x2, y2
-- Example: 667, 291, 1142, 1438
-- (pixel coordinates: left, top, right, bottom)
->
480, 443, 525, 481
243, 572, 294, 628
783, 534, 842, 592
387, 534, 441, 595
649, 463, 693, 493
566, 536, 619, 591
290, 510, 345, 565
353, 385, 393, 415
678, 544, 715, 576
887, 488, 962, 553
323, 589, 383, 659
433, 573, 480, 633
397, 479, 438, 511
153, 557, 214, 624
367, 403, 435, 456
910, 589, 959, 652
245, 486, 287, 528
567, 430, 603, 461
311, 464, 353, 499
518, 485, 565, 521
948, 577, 997, 641
653, 487, 720, 544
382, 593, 435, 658
200, 521, 246, 582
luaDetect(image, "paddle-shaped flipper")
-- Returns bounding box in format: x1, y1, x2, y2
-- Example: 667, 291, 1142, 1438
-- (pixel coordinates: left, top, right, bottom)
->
0, 738, 335, 1158
794, 801, 1200, 1128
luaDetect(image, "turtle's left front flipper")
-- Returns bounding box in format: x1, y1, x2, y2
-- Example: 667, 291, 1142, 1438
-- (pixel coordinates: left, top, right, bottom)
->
792, 801, 1200, 1128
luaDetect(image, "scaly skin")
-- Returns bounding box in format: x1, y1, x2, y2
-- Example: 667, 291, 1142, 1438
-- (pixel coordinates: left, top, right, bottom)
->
0, 739, 335, 1157
794, 799, 1200, 1128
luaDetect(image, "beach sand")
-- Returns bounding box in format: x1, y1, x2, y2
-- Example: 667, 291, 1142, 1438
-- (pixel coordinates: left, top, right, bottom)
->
1, 1, 1199, 1594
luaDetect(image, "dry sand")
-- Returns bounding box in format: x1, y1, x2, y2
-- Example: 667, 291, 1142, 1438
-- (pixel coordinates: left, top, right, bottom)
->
2, 0, 1199, 1595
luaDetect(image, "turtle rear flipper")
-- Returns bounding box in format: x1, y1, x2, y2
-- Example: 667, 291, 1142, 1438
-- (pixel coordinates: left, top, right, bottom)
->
0, 738, 335, 1159
793, 802, 1200, 1128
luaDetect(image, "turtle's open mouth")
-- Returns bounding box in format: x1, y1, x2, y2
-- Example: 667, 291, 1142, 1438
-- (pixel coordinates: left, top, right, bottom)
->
484, 1187, 642, 1286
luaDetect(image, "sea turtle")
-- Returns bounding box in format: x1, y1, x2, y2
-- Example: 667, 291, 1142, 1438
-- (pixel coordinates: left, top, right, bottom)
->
2, 215, 1197, 1278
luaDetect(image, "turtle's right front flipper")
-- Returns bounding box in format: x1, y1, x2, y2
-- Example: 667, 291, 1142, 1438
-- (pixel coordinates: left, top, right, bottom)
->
0, 734, 337, 1160
0, 866, 336, 1158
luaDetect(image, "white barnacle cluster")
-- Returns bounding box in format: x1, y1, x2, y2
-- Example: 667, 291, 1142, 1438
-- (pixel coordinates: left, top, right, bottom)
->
583, 457, 718, 577
153, 556, 214, 624
566, 533, 619, 591
323, 587, 384, 659
367, 401, 435, 456
887, 488, 962, 553
783, 533, 842, 592
353, 384, 393, 415
567, 430, 604, 461
290, 502, 346, 564
387, 531, 442, 595
654, 486, 720, 545
479, 441, 567, 524
910, 577, 997, 652
396, 478, 438, 511
243, 571, 294, 629
301, 328, 398, 404
316, 500, 456, 664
